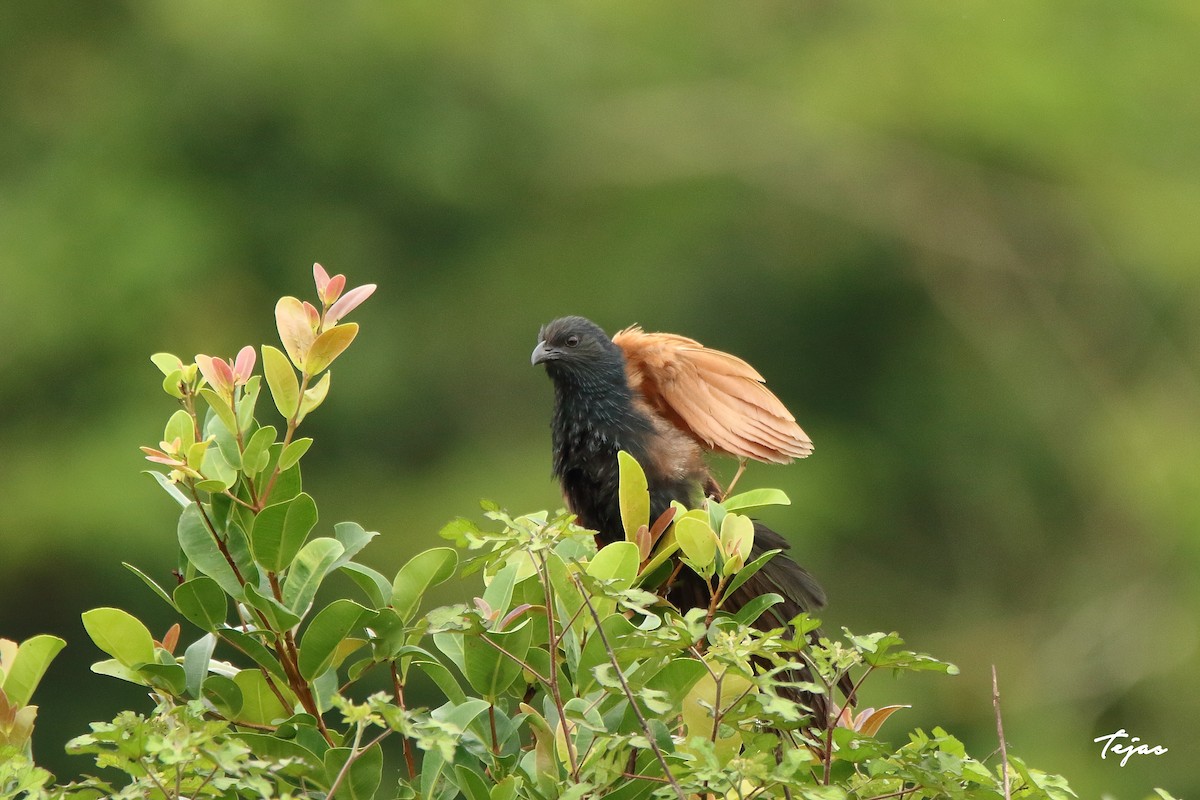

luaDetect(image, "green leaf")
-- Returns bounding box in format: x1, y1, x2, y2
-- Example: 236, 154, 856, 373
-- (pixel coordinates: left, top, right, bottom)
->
252, 492, 319, 573
391, 547, 458, 623
722, 487, 791, 513
195, 442, 237, 492
237, 732, 326, 778
90, 658, 144, 686
282, 538, 345, 614
454, 766, 492, 800
233, 669, 293, 726
331, 521, 377, 568
643, 657, 707, 708
730, 593, 784, 627
278, 437, 313, 471
199, 388, 239, 441
182, 633, 216, 699
143, 470, 192, 507
463, 622, 534, 699
262, 344, 300, 418
1, 635, 66, 707
137, 662, 187, 695
201, 674, 242, 717
243, 583, 303, 630
297, 372, 331, 423
481, 559, 520, 618
173, 577, 228, 631
299, 599, 369, 680
577, 613, 639, 695
81, 608, 155, 668
587, 541, 640, 591
150, 352, 183, 376
722, 548, 783, 599
410, 656, 467, 705
122, 562, 176, 609
178, 504, 245, 600
674, 512, 718, 569
164, 409, 196, 449
221, 629, 287, 679
719, 512, 755, 569
617, 451, 650, 542
237, 374, 263, 433
241, 425, 277, 477
161, 368, 185, 398
325, 742, 382, 800
339, 562, 392, 609
306, 323, 358, 374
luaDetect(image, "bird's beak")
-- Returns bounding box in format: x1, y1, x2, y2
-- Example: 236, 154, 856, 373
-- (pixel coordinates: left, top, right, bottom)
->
531, 340, 557, 366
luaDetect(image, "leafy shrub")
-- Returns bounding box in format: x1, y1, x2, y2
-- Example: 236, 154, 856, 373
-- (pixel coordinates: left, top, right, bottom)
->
5, 266, 1158, 799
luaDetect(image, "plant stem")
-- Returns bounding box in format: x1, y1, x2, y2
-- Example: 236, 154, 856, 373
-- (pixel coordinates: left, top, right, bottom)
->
992, 665, 1011, 800
572, 573, 687, 800
537, 553, 580, 781
391, 663, 418, 779
325, 719, 365, 799
256, 371, 311, 510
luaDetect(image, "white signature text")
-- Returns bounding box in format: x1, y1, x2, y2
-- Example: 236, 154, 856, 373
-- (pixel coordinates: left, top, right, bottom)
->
1093, 729, 1168, 767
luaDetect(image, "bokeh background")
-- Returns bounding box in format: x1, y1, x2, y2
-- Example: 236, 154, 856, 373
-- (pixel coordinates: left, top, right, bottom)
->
2, 2, 1197, 796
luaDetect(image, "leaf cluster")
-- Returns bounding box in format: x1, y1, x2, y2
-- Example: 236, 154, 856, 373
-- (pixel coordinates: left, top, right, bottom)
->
6, 269, 1162, 800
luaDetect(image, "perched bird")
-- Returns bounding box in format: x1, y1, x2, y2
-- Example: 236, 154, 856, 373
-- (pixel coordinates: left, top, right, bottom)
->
532, 315, 845, 722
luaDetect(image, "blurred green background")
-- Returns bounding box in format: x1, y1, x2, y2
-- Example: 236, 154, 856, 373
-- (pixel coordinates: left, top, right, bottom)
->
2, 1, 1197, 795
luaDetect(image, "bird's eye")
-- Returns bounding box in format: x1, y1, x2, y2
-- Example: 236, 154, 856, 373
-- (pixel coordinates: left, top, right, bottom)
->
565, 335, 580, 347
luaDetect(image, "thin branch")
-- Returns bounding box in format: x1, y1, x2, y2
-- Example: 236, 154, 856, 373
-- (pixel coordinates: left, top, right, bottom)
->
537, 553, 580, 780
187, 483, 247, 585
256, 371, 311, 511
391, 663, 418, 779
862, 787, 916, 800
572, 573, 688, 800
478, 633, 549, 685
992, 665, 1011, 800
326, 720, 365, 799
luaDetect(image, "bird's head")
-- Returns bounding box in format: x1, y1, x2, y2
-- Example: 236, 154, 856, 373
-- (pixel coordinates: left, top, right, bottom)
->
531, 316, 625, 382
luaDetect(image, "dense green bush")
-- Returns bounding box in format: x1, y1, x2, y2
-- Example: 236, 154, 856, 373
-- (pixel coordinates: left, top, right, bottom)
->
2, 268, 1161, 799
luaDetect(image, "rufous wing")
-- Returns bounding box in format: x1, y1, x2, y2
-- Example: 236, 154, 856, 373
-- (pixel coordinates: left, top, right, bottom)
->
613, 326, 813, 464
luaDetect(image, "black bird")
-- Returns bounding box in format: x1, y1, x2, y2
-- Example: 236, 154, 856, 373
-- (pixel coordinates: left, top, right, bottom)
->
532, 315, 845, 723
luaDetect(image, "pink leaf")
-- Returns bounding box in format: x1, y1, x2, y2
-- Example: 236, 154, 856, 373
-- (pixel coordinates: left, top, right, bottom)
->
313, 262, 331, 294
275, 296, 316, 370
232, 345, 256, 385
195, 354, 233, 394
323, 273, 346, 305
325, 283, 376, 325
303, 300, 321, 329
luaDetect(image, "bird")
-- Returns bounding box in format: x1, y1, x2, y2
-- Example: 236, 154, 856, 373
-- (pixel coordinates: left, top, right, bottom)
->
531, 315, 846, 724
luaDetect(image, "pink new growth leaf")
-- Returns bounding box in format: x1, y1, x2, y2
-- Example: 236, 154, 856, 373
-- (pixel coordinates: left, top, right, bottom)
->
326, 283, 376, 326
324, 273, 346, 305
313, 263, 347, 305
195, 354, 234, 395
276, 297, 316, 370
232, 345, 256, 385
313, 263, 331, 294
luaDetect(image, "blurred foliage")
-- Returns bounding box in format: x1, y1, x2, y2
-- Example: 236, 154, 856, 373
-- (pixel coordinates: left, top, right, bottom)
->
0, 1, 1197, 796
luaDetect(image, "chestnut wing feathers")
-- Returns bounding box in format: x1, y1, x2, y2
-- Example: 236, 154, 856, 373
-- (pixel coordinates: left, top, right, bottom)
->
613, 326, 813, 464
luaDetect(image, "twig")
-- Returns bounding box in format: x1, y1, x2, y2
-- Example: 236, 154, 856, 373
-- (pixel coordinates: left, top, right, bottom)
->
326, 719, 365, 799
537, 553, 581, 780
992, 665, 1011, 800
572, 573, 688, 800
391, 663, 418, 779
